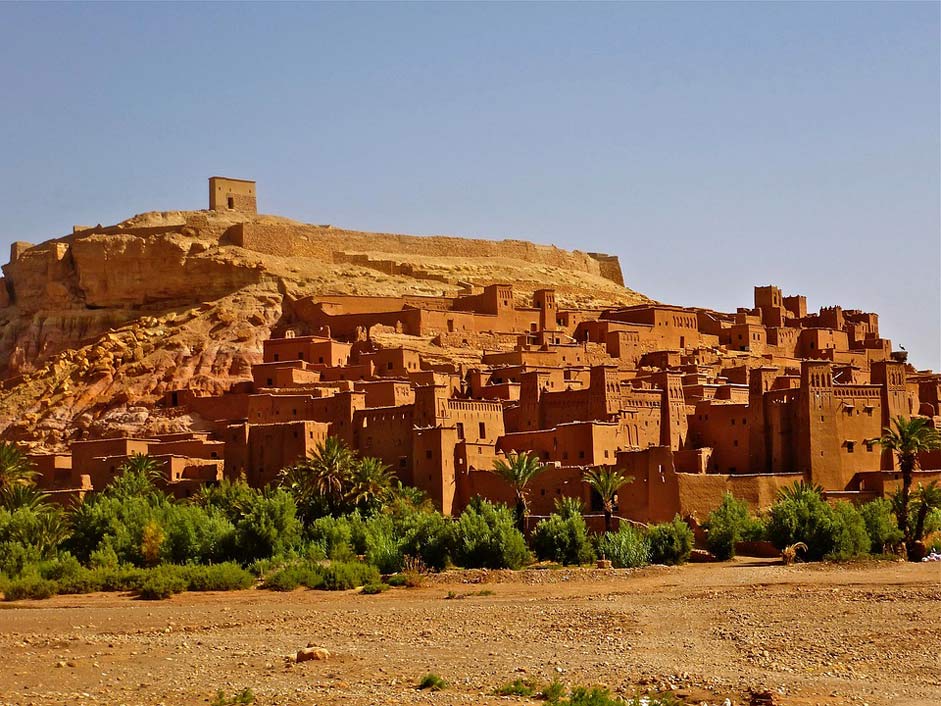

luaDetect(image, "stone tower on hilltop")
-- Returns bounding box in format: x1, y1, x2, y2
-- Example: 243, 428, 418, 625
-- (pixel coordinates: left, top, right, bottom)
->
209, 176, 257, 215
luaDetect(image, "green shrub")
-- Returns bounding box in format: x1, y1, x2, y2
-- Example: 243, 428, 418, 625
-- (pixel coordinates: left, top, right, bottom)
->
36, 553, 83, 582
235, 489, 302, 561
361, 582, 389, 595
3, 575, 58, 601
137, 566, 187, 600
261, 565, 321, 591
768, 483, 870, 561
364, 516, 402, 573
88, 545, 119, 570
307, 515, 357, 561
161, 505, 237, 565
93, 565, 146, 592
386, 572, 407, 587
56, 568, 105, 595
565, 686, 624, 706
210, 688, 255, 706
450, 499, 530, 569
319, 561, 380, 590
595, 524, 651, 568
395, 509, 451, 571
741, 514, 768, 542
828, 501, 871, 560
859, 498, 903, 553
417, 673, 447, 691
531, 513, 595, 566
494, 678, 538, 697
706, 493, 752, 560
542, 678, 566, 703
647, 516, 693, 565
182, 563, 254, 591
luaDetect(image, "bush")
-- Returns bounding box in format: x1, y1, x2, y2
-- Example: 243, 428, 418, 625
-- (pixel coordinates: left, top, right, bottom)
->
161, 505, 236, 565
828, 501, 871, 560
361, 582, 389, 595
417, 673, 447, 691
706, 493, 752, 561
235, 489, 302, 562
495, 678, 538, 697
137, 565, 188, 600
363, 515, 402, 573
3, 575, 57, 601
395, 509, 451, 571
647, 516, 693, 565
261, 565, 322, 591
36, 554, 83, 582
210, 688, 255, 706
542, 679, 566, 703
859, 499, 903, 553
182, 563, 254, 591
319, 561, 380, 590
594, 524, 650, 568
449, 499, 530, 569
531, 513, 595, 566
307, 515, 357, 561
768, 483, 870, 561
386, 572, 408, 587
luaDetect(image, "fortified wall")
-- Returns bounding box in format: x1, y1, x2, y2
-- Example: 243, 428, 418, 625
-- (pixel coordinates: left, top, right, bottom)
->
226, 221, 625, 285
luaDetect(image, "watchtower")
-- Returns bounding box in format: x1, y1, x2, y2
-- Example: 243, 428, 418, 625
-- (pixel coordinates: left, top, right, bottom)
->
209, 177, 257, 215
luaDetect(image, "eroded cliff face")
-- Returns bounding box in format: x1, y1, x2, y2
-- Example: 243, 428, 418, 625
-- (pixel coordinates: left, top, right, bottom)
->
0, 209, 648, 448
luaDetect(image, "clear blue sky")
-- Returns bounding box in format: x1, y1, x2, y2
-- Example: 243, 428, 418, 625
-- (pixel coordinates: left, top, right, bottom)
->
1, 2, 938, 369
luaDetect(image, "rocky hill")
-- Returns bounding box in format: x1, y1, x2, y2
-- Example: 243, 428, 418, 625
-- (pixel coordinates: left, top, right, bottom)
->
0, 210, 649, 449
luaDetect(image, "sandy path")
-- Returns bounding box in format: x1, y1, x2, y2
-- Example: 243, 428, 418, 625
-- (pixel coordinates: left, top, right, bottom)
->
0, 558, 938, 706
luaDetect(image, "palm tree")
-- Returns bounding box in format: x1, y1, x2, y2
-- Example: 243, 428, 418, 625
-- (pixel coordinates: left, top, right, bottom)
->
0, 483, 49, 512
0, 441, 35, 490
876, 416, 941, 555
583, 467, 633, 532
118, 452, 163, 479
492, 451, 547, 532
281, 436, 356, 515
912, 481, 941, 544
350, 456, 395, 509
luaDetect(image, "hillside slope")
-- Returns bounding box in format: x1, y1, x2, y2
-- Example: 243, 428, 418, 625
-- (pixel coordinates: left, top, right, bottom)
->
0, 210, 649, 448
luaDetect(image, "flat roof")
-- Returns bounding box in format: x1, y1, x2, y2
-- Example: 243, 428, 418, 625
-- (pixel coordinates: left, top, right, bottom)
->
209, 176, 256, 184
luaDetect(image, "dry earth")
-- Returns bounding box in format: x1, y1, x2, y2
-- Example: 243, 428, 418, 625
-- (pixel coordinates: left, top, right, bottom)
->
0, 558, 938, 706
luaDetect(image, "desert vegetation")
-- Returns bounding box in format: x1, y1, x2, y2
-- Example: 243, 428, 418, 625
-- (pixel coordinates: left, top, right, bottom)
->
2, 435, 940, 602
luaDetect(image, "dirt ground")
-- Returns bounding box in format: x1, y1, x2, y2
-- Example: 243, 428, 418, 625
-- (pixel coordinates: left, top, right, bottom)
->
0, 557, 938, 706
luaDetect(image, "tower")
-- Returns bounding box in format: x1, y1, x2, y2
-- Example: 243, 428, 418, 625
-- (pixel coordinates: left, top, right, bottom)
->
209, 177, 257, 215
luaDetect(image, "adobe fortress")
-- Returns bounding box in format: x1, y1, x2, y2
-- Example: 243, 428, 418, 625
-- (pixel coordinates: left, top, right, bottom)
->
2, 178, 939, 523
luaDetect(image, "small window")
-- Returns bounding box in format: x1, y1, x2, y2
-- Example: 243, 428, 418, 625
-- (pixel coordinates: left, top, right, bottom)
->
479, 422, 486, 438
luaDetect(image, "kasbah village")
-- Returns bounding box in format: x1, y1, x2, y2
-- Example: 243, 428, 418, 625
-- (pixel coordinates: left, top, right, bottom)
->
0, 178, 939, 706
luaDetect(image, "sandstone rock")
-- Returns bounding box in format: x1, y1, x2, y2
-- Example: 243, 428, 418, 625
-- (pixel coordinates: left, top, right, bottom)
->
296, 646, 330, 662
